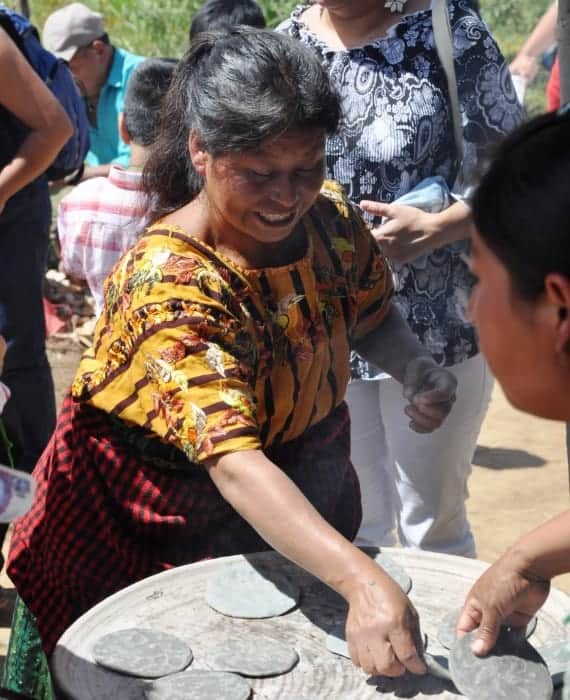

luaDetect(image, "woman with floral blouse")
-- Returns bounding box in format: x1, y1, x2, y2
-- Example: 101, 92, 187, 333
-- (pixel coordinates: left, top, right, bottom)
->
279, 0, 524, 558
4, 29, 458, 698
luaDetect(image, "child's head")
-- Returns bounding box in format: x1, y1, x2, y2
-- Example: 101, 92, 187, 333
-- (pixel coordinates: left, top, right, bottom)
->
470, 108, 570, 420
189, 0, 266, 43
144, 28, 339, 220
122, 58, 177, 147
473, 108, 570, 301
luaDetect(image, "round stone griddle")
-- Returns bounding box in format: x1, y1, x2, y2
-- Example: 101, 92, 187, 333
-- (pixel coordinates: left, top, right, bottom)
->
51, 548, 570, 700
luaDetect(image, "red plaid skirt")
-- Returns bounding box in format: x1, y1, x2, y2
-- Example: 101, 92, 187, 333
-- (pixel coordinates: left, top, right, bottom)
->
7, 393, 360, 655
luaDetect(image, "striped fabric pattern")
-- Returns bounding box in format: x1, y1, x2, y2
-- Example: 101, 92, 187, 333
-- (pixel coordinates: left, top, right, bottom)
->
72, 181, 394, 464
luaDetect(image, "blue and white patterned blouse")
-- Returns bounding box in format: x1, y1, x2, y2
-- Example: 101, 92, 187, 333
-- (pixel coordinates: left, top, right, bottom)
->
278, 0, 524, 375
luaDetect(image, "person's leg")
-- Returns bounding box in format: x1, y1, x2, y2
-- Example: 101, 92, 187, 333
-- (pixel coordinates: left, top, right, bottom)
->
0, 184, 56, 474
379, 354, 493, 557
345, 378, 397, 547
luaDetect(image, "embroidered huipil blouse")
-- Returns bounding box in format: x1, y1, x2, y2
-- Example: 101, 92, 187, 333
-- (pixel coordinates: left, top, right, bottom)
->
72, 183, 393, 464
279, 0, 524, 371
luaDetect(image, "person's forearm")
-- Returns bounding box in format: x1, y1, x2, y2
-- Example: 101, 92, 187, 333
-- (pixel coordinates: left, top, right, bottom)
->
353, 305, 432, 383
0, 124, 72, 204
518, 3, 558, 61
424, 200, 472, 248
506, 509, 570, 581
207, 450, 388, 600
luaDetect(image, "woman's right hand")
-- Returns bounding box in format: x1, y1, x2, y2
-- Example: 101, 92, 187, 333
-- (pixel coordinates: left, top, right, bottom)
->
208, 450, 426, 676
345, 569, 426, 676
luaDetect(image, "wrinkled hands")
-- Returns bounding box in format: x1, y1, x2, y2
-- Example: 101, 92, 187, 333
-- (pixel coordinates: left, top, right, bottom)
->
456, 552, 550, 657
360, 200, 437, 264
346, 570, 426, 677
402, 357, 457, 433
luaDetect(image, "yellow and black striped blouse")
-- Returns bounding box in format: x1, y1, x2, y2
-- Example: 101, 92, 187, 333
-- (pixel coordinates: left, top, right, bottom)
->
72, 182, 393, 464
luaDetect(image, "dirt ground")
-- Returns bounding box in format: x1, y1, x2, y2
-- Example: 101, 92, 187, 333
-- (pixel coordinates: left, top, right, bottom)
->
0, 338, 568, 670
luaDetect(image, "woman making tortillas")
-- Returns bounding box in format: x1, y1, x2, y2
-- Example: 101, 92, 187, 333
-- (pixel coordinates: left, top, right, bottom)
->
455, 109, 570, 659
4, 29, 458, 697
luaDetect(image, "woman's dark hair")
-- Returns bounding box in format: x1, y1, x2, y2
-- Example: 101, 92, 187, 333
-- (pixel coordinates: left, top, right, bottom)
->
143, 27, 340, 222
473, 108, 570, 300
189, 0, 266, 43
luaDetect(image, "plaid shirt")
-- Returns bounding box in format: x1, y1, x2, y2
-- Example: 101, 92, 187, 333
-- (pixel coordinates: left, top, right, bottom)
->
58, 165, 147, 315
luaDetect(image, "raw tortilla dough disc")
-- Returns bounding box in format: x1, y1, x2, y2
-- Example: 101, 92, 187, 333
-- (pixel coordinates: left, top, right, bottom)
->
207, 560, 300, 618
423, 652, 452, 682
535, 640, 570, 687
92, 628, 193, 678
372, 552, 413, 594
207, 637, 299, 677
145, 669, 251, 700
449, 629, 553, 700
437, 608, 537, 650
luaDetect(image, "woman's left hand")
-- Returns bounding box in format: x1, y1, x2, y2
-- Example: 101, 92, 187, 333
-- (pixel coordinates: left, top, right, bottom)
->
456, 552, 550, 656
402, 357, 457, 432
360, 200, 437, 264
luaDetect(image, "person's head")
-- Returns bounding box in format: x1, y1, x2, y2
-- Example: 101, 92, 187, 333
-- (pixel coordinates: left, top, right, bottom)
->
43, 2, 113, 98
144, 28, 340, 243
189, 0, 266, 43
119, 58, 177, 159
470, 108, 570, 420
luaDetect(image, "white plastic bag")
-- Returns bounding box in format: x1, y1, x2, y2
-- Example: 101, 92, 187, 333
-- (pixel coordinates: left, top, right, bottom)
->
0, 382, 10, 415
0, 464, 35, 521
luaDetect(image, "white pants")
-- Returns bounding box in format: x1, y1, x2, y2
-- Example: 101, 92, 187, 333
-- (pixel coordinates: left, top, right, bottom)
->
346, 354, 493, 557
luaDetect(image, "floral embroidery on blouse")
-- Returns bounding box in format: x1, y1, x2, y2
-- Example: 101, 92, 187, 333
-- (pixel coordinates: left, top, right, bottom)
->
72, 182, 394, 464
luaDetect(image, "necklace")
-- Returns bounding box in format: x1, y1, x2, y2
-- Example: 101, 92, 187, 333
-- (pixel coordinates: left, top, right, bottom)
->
384, 0, 409, 12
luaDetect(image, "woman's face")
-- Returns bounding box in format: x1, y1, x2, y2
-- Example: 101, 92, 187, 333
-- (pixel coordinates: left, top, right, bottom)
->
191, 128, 326, 248
468, 229, 568, 420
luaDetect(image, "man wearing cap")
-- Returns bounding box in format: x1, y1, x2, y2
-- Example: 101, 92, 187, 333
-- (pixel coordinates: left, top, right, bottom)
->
43, 2, 144, 180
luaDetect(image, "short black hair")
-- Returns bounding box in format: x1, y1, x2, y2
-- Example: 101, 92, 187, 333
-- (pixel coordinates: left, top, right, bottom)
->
123, 58, 177, 147
189, 0, 265, 43
473, 107, 570, 299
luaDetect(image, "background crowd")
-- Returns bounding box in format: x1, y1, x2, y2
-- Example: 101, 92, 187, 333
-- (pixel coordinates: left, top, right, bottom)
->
0, 1, 568, 699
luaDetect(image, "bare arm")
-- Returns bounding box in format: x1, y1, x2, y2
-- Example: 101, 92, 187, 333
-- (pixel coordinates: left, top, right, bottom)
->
508, 509, 570, 581
207, 448, 426, 677
456, 509, 570, 655
509, 3, 558, 82
354, 305, 431, 383
354, 305, 457, 432
0, 27, 73, 212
